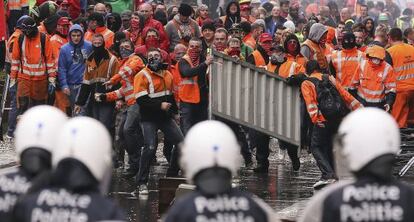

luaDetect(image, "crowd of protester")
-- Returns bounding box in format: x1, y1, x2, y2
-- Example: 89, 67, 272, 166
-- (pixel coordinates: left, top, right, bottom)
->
2, 0, 414, 195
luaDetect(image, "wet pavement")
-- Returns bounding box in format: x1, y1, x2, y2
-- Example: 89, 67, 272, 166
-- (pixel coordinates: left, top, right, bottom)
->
1, 134, 413, 222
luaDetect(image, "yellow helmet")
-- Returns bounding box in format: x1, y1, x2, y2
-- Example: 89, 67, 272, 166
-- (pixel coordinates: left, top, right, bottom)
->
239, 0, 251, 5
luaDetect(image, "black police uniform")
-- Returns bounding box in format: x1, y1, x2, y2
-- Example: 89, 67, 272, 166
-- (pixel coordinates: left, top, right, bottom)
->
164, 188, 278, 222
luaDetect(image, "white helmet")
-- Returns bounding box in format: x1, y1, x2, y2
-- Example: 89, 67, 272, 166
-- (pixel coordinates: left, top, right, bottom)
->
180, 120, 242, 183
53, 117, 112, 182
337, 108, 400, 172
15, 105, 68, 157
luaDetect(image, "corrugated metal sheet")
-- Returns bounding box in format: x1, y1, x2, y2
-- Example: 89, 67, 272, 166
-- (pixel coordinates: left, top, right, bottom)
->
209, 52, 301, 146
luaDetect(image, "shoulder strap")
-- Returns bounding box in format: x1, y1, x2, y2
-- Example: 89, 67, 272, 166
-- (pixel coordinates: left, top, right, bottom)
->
40, 33, 46, 60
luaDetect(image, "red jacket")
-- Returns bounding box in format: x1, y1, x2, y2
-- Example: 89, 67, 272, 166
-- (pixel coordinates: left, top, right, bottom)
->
143, 18, 169, 52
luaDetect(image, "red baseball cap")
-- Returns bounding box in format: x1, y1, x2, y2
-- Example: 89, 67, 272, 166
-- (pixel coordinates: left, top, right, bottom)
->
258, 33, 273, 43
57, 17, 71, 26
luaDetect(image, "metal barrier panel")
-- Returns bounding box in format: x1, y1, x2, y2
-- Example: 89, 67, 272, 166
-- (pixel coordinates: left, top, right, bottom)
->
210, 52, 301, 146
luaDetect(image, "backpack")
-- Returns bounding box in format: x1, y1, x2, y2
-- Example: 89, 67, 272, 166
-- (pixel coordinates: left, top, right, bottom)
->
307, 74, 349, 122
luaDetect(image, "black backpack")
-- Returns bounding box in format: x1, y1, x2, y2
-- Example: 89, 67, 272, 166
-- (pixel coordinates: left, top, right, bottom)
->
307, 74, 349, 122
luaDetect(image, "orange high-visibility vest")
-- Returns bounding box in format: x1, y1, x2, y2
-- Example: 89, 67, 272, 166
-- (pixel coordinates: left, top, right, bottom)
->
303, 39, 328, 70
331, 48, 365, 88
251, 50, 266, 68
387, 43, 414, 92
266, 60, 305, 78
178, 55, 200, 104
350, 60, 397, 103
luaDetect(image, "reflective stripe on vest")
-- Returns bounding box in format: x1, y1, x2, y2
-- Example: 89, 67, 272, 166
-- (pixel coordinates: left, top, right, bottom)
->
288, 62, 296, 77
139, 69, 172, 98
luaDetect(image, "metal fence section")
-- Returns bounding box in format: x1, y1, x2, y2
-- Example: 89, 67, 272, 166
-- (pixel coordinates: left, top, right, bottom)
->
209, 52, 301, 146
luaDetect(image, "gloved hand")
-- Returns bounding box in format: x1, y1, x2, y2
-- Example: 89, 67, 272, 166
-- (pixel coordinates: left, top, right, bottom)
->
9, 78, 16, 88
94, 93, 106, 102
48, 77, 56, 94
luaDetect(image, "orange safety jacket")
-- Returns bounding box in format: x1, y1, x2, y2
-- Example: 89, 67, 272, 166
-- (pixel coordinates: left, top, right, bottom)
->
178, 55, 200, 104
134, 67, 174, 100
84, 26, 114, 49
350, 60, 397, 104
302, 39, 329, 70
331, 48, 365, 88
266, 60, 305, 78
106, 55, 145, 106
251, 50, 267, 68
387, 43, 414, 92
169, 64, 181, 103
287, 54, 306, 67
50, 34, 68, 62
243, 33, 256, 50
301, 72, 362, 123
5, 29, 22, 64
10, 33, 56, 80
8, 0, 28, 10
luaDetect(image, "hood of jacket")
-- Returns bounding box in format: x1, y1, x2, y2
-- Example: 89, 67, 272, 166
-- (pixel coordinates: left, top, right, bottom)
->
308, 23, 328, 43
68, 24, 85, 45
225, 1, 240, 18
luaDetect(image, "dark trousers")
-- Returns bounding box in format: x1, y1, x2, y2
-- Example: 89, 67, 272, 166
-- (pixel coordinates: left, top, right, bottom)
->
249, 130, 270, 167
7, 84, 17, 137
87, 102, 115, 133
279, 140, 299, 161
136, 119, 183, 185
122, 104, 144, 171
180, 102, 208, 135
311, 124, 338, 180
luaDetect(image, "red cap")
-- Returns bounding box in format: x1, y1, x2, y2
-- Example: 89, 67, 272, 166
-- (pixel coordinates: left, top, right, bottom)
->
258, 33, 273, 43
57, 17, 71, 26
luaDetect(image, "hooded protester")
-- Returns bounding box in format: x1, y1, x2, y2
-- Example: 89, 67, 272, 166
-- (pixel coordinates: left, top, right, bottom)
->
220, 1, 242, 30
124, 12, 145, 48
13, 117, 126, 221
109, 31, 127, 59
106, 12, 122, 33
135, 28, 171, 65
284, 33, 306, 67
74, 34, 120, 131
301, 23, 329, 72
362, 17, 375, 42
0, 106, 67, 222
57, 24, 93, 115
138, 3, 170, 51
165, 3, 201, 52
84, 12, 115, 48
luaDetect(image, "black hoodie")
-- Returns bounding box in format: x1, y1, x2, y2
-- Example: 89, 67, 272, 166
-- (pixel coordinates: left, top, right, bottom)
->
223, 1, 241, 30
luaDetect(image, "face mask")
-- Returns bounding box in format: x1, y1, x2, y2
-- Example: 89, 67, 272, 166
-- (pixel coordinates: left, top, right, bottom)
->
130, 18, 140, 30
319, 37, 327, 45
370, 58, 382, 65
145, 36, 159, 48
188, 48, 200, 58
57, 25, 69, 37
342, 38, 356, 49
148, 57, 162, 71
286, 40, 298, 55
120, 48, 133, 59
228, 48, 241, 57
260, 42, 273, 55
214, 43, 226, 52
270, 54, 285, 64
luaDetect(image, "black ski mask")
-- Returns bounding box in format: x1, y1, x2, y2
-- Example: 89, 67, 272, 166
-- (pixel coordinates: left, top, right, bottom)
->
342, 32, 356, 50
148, 57, 162, 72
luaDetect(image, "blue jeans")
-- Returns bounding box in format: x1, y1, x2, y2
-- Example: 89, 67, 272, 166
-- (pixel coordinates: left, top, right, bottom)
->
6, 85, 17, 137
136, 119, 183, 185
67, 84, 86, 116
123, 104, 144, 171
180, 102, 208, 135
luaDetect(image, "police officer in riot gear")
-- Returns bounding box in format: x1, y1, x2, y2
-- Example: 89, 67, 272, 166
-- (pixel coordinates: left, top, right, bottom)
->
0, 106, 68, 221
13, 117, 126, 221
163, 120, 280, 222
300, 108, 414, 222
